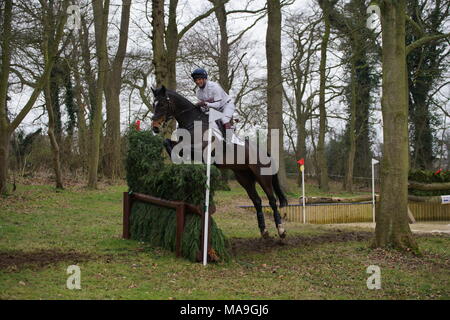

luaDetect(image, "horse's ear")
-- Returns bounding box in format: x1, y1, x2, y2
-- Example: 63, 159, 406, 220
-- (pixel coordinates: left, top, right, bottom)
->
161, 85, 166, 96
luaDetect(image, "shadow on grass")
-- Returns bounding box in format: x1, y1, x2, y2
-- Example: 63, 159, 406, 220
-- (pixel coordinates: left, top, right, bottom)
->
231, 230, 373, 256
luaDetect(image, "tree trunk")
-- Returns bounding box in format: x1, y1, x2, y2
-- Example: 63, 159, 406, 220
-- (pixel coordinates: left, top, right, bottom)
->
374, 0, 418, 251
327, 0, 374, 181
72, 50, 88, 171
103, 0, 131, 179
88, 0, 110, 189
43, 2, 64, 189
408, 195, 448, 203
317, 6, 330, 191
213, 0, 231, 189
0, 0, 13, 194
44, 80, 64, 189
344, 62, 357, 192
408, 181, 450, 191
410, 91, 434, 169
266, 0, 288, 192
165, 0, 179, 90
213, 0, 230, 93
0, 0, 69, 193
80, 17, 98, 116
151, 0, 168, 88
104, 85, 122, 178
0, 129, 9, 194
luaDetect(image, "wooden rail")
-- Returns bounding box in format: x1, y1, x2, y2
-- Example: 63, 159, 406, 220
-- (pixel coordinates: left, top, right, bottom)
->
239, 201, 450, 224
123, 192, 214, 259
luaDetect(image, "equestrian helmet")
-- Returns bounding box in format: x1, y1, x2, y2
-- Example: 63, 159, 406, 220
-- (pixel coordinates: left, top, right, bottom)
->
191, 68, 208, 80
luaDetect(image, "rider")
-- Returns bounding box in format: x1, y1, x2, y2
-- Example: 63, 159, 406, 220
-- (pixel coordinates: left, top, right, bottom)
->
191, 68, 235, 131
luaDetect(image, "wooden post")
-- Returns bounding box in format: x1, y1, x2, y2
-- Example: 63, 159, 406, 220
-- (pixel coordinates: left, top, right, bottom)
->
122, 192, 213, 262
123, 192, 131, 239
175, 204, 185, 258
407, 205, 416, 224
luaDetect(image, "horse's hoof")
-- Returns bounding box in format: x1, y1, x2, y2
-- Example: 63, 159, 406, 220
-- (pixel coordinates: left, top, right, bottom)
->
261, 230, 270, 239
277, 224, 286, 238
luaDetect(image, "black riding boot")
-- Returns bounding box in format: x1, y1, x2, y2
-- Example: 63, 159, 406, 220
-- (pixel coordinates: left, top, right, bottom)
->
163, 139, 174, 157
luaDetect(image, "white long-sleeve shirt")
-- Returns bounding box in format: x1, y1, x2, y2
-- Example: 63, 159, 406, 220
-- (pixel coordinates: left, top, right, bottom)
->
195, 80, 231, 111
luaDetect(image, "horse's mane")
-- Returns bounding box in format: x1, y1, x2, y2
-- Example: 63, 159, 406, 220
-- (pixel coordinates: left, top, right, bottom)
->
166, 89, 195, 108
164, 88, 207, 127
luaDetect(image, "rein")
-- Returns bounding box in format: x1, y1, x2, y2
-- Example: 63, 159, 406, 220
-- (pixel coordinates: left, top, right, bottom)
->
165, 94, 206, 131
166, 95, 196, 119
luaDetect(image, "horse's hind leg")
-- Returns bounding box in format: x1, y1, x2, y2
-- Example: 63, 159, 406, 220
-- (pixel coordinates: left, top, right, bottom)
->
233, 170, 269, 238
256, 174, 286, 239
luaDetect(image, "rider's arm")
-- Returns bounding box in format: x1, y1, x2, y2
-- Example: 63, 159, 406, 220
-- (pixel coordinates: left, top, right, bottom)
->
205, 83, 226, 110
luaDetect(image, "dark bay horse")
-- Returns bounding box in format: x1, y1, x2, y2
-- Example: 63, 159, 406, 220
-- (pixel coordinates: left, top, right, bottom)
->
150, 86, 287, 238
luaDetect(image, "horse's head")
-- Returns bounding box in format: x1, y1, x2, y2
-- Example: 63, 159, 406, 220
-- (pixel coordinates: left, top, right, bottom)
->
151, 86, 171, 133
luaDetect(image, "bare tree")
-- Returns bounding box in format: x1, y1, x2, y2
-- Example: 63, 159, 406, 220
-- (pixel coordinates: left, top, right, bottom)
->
0, 0, 70, 194
88, 0, 110, 189
316, 0, 337, 191
266, 0, 289, 191
283, 11, 321, 186
103, 0, 132, 179
149, 0, 229, 90
374, 0, 449, 251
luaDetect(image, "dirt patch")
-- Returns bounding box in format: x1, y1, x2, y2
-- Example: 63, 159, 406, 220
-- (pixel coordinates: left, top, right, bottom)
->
231, 230, 373, 256
0, 249, 94, 272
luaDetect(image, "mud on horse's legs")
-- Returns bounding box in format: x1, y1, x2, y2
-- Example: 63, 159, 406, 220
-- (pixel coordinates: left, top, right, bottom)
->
233, 170, 269, 238
257, 174, 286, 239
268, 196, 286, 238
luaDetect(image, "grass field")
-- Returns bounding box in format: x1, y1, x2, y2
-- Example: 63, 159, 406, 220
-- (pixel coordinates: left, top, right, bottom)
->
0, 180, 449, 300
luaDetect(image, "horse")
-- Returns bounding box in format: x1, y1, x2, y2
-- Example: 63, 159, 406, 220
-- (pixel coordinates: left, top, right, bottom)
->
150, 85, 288, 238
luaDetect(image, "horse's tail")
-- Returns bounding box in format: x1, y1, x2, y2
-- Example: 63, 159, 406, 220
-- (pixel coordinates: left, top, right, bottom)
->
272, 173, 288, 208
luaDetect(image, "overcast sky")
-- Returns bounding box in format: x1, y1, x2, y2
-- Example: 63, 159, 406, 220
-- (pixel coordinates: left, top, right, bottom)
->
8, 0, 449, 156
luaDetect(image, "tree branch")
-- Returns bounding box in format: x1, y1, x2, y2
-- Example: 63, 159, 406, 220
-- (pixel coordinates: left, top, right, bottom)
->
406, 33, 450, 55
178, 0, 229, 41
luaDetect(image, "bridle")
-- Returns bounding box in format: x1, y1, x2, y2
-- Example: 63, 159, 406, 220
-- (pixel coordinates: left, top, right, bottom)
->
154, 94, 197, 124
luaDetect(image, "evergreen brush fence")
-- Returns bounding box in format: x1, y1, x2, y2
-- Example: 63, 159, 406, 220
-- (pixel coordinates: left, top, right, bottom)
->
125, 129, 230, 262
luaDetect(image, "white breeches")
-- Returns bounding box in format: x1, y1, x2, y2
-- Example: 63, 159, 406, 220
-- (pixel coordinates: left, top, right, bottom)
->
219, 102, 235, 124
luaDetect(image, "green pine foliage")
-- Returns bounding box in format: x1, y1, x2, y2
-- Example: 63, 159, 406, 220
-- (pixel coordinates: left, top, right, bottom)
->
408, 169, 450, 196
125, 129, 230, 262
